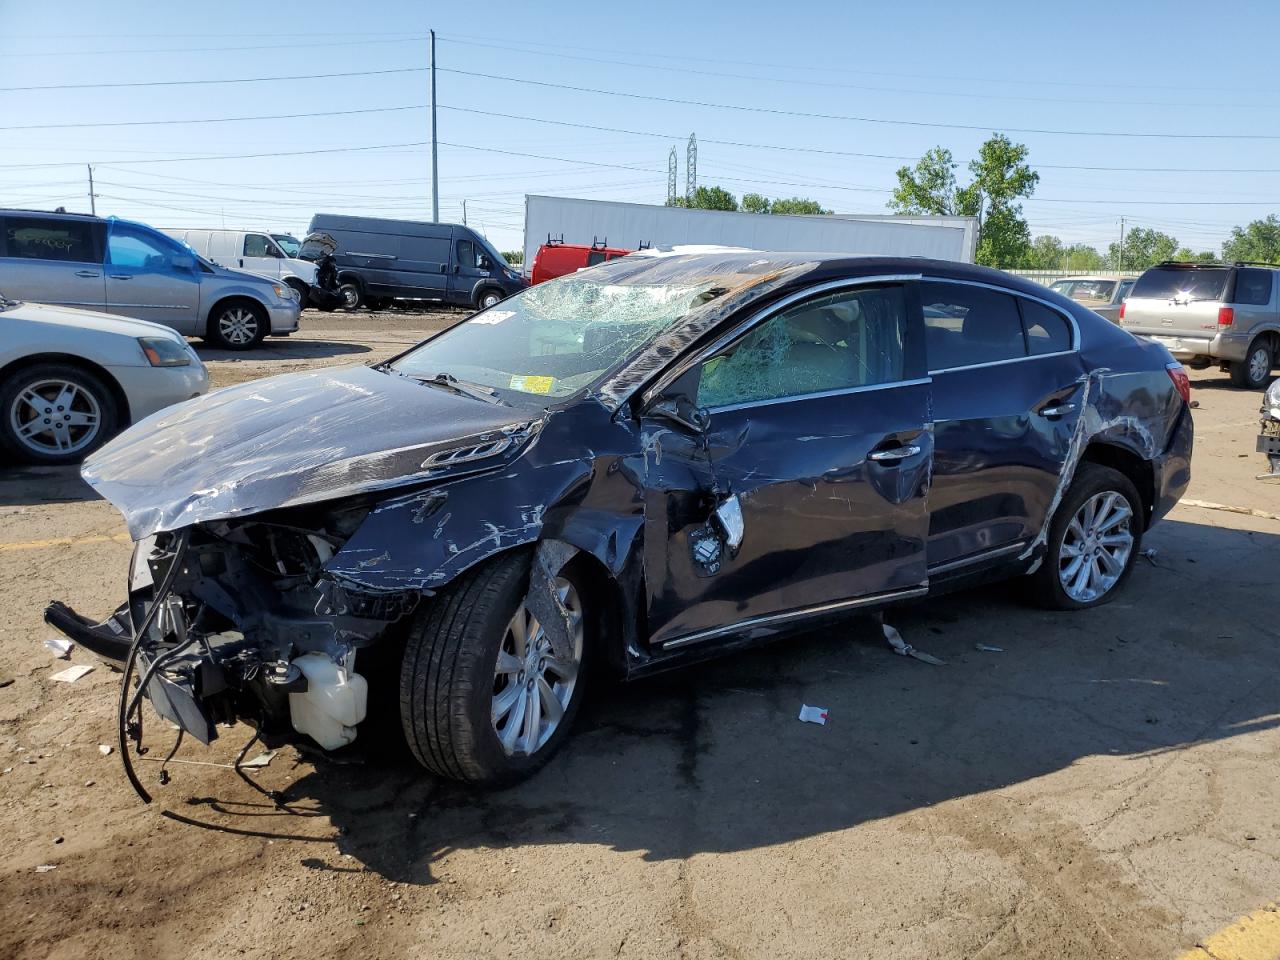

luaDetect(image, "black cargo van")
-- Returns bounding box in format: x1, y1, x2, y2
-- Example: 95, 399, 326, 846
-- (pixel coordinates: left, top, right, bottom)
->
306, 214, 526, 310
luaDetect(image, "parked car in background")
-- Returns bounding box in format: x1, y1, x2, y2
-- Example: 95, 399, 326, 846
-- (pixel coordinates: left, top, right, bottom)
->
1049, 276, 1134, 324
0, 210, 301, 350
0, 290, 207, 464
58, 252, 1191, 790
162, 228, 317, 307
270, 233, 302, 257
1120, 260, 1280, 389
530, 238, 634, 285
307, 213, 526, 310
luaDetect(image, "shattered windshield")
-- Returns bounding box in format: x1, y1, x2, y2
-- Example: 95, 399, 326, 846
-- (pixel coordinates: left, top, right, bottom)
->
390, 276, 718, 398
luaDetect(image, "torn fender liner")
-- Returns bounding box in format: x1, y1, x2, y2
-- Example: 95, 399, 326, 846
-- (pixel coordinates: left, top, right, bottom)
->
524, 540, 580, 662
81, 365, 539, 540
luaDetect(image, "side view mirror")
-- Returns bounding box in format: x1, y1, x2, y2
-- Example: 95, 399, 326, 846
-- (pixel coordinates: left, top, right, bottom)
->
478, 255, 493, 270
170, 253, 194, 272
648, 395, 709, 434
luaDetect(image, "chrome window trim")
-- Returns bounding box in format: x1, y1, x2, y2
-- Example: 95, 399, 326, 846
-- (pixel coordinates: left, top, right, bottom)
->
705, 376, 932, 416
926, 540, 1028, 576
659, 585, 929, 651
639, 273, 923, 409
920, 276, 1081, 375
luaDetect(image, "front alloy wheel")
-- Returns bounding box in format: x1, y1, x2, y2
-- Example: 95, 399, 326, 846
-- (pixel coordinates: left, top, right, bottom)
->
0, 363, 120, 465
209, 302, 266, 350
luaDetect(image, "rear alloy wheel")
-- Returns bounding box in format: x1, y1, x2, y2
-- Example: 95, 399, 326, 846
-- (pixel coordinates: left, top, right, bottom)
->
1031, 463, 1143, 610
0, 363, 119, 465
208, 301, 267, 350
1230, 339, 1273, 389
399, 550, 589, 784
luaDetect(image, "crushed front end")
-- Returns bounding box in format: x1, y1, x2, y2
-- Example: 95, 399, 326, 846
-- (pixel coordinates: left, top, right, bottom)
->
46, 503, 419, 801
1258, 379, 1280, 480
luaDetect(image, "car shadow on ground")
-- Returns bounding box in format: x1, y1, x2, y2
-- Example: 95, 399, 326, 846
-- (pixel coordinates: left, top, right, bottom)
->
0, 464, 98, 506
192, 340, 375, 363
160, 516, 1280, 884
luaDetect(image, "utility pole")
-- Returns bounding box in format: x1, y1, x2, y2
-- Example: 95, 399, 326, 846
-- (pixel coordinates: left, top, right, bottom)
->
685, 133, 697, 202
667, 147, 677, 205
461, 199, 467, 225
430, 29, 439, 223
86, 164, 96, 216
1117, 216, 1126, 271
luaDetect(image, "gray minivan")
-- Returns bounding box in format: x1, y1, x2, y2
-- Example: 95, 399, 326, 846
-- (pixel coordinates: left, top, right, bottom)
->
0, 210, 301, 350
307, 213, 527, 310
1120, 261, 1279, 389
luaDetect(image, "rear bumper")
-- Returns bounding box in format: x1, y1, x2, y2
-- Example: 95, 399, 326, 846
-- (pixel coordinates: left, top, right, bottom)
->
1131, 330, 1250, 363
1151, 404, 1194, 524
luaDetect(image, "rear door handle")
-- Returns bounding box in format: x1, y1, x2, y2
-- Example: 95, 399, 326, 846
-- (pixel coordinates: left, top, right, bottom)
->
1039, 402, 1077, 418
108, 274, 131, 280
74, 269, 100, 278
868, 444, 922, 463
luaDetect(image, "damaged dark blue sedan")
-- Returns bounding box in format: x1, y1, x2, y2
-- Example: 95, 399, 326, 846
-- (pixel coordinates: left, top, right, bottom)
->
48, 250, 1193, 791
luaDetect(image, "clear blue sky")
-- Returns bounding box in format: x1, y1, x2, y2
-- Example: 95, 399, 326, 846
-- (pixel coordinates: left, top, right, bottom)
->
2, 0, 1276, 257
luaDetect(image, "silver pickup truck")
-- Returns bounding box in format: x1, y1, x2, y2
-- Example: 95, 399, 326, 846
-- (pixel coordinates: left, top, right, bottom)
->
1119, 261, 1279, 389
0, 209, 301, 350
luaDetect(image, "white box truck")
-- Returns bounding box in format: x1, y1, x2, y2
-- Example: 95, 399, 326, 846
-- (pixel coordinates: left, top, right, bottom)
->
522, 196, 978, 272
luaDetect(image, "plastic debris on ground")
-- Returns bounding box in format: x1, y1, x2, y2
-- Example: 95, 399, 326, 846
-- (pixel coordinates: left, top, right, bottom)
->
50, 664, 93, 683
240, 749, 277, 770
1141, 547, 1158, 566
798, 705, 829, 725
884, 623, 946, 665
98, 744, 113, 756
975, 643, 1004, 653
44, 637, 73, 659
34, 865, 56, 873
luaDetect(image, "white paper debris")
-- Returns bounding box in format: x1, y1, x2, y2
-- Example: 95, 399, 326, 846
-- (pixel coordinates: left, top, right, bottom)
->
98, 744, 113, 756
884, 624, 946, 665
240, 749, 277, 770
50, 665, 93, 684
975, 643, 1004, 653
44, 637, 74, 659
34, 864, 56, 873
798, 705, 829, 725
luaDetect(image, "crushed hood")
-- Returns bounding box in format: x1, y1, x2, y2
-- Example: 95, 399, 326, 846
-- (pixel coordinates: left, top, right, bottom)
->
83, 365, 539, 539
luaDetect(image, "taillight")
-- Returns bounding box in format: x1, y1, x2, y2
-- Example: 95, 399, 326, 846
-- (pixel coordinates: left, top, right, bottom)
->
1166, 362, 1191, 404
1218, 306, 1234, 326
1119, 301, 1126, 320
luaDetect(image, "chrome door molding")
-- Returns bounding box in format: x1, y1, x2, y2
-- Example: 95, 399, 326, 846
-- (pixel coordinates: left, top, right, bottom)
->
926, 540, 1028, 576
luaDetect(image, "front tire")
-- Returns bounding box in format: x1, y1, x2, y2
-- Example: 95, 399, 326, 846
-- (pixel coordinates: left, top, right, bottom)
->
1230, 338, 1273, 389
338, 281, 362, 311
206, 300, 267, 350
399, 551, 588, 784
285, 278, 309, 310
0, 362, 120, 465
1031, 463, 1144, 610
477, 288, 503, 310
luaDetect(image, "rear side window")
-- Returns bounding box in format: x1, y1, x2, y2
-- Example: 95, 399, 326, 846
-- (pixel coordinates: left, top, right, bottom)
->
1131, 267, 1229, 301
922, 282, 1026, 370
2, 216, 98, 263
1234, 267, 1272, 306
1018, 298, 1073, 355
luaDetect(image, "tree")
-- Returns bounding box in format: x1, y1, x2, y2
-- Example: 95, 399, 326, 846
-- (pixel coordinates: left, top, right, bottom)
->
1108, 227, 1177, 270
1063, 243, 1105, 271
1172, 247, 1217, 264
667, 185, 738, 211
740, 192, 771, 214
768, 196, 832, 216
501, 249, 524, 266
1222, 215, 1280, 264
1023, 234, 1065, 269
889, 135, 1039, 267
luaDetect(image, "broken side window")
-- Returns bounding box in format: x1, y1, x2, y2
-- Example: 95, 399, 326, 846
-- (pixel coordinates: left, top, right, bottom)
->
696, 285, 908, 408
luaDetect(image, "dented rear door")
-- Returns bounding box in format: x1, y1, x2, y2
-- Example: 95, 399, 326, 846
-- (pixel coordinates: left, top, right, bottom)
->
639, 281, 932, 651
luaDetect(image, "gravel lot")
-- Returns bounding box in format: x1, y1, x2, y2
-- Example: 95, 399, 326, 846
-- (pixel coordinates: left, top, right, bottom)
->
2, 309, 1278, 960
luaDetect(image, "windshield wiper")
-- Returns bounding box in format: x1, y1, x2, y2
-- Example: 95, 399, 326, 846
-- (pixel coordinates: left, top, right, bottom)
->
405, 371, 501, 404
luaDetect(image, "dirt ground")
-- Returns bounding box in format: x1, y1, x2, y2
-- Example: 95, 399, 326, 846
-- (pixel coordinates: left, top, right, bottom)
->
2, 309, 1279, 960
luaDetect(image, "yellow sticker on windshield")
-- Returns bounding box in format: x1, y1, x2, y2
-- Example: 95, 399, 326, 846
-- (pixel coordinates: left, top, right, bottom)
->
509, 375, 555, 394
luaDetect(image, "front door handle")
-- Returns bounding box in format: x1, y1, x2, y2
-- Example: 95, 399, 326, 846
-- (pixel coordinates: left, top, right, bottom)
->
868, 444, 922, 463
1039, 402, 1077, 418
108, 274, 131, 280
74, 269, 100, 278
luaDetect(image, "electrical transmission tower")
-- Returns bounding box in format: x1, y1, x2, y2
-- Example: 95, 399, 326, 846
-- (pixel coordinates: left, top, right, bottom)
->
667, 146, 678, 205
685, 133, 697, 202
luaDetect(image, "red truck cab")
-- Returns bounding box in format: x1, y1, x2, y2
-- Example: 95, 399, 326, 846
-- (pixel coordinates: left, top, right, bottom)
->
530, 239, 633, 285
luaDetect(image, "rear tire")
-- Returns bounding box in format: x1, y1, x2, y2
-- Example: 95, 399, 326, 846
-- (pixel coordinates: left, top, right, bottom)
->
1030, 463, 1144, 611
0, 362, 120, 465
399, 550, 589, 785
206, 299, 268, 350
1230, 338, 1273, 389
338, 281, 362, 311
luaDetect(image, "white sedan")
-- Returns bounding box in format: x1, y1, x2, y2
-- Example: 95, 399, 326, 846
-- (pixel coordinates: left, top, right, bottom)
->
0, 294, 208, 465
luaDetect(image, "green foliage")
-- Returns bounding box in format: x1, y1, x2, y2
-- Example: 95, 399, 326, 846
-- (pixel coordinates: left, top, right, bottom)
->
1222, 215, 1280, 264
1172, 247, 1218, 264
1023, 236, 1106, 271
1062, 243, 1106, 271
1108, 227, 1178, 270
500, 249, 524, 266
666, 185, 739, 211
740, 193, 772, 214
889, 135, 1039, 268
767, 196, 832, 216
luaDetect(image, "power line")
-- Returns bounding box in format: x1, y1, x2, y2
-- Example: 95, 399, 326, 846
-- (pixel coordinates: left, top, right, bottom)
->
0, 67, 425, 93
0, 35, 432, 58
0, 104, 426, 131
0, 140, 432, 169
439, 67, 1280, 141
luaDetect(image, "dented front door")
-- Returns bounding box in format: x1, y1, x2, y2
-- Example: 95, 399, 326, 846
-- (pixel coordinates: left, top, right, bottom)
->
639, 281, 932, 650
